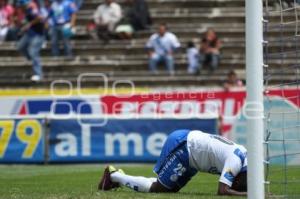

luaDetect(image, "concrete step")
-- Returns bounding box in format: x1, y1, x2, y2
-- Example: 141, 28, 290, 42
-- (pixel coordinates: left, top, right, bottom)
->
81, 0, 245, 10
0, 73, 295, 88
1, 40, 299, 57
78, 7, 245, 16
0, 56, 296, 75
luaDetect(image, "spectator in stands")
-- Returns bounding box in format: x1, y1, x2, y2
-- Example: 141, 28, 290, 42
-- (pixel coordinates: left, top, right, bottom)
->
0, 0, 14, 43
127, 0, 151, 31
146, 23, 180, 75
39, 0, 51, 48
115, 0, 152, 39
200, 28, 222, 72
48, 0, 77, 58
17, 0, 45, 82
73, 0, 83, 10
186, 41, 200, 74
6, 5, 24, 41
115, 0, 134, 40
273, 0, 300, 9
36, 0, 45, 8
223, 70, 243, 91
91, 0, 121, 41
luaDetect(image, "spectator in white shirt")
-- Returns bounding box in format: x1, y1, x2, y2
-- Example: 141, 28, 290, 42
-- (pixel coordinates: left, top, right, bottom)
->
146, 23, 180, 75
91, 0, 121, 40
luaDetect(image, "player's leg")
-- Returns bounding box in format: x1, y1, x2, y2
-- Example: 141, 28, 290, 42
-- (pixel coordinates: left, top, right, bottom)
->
104, 166, 180, 193
110, 168, 157, 192
99, 130, 196, 193
153, 144, 197, 193
99, 164, 184, 193
98, 165, 157, 192
149, 180, 179, 192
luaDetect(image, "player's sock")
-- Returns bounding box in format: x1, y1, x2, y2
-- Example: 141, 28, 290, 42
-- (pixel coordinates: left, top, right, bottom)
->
110, 171, 156, 192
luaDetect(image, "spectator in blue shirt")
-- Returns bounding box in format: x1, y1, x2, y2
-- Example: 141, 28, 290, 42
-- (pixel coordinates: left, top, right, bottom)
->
48, 0, 77, 57
17, 0, 45, 82
146, 23, 180, 75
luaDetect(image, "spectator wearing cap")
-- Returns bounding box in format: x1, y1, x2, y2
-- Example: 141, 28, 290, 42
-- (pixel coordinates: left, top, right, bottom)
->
48, 0, 77, 57
17, 0, 45, 82
146, 23, 180, 75
200, 28, 222, 72
91, 0, 121, 40
0, 0, 14, 42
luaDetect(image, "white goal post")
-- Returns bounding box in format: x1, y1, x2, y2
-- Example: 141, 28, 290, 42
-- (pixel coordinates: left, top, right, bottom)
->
246, 0, 265, 199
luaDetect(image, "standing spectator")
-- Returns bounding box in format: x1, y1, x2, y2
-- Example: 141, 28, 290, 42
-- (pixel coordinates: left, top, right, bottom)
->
223, 70, 244, 91
115, 0, 151, 39
146, 23, 180, 75
200, 28, 222, 72
75, 0, 83, 10
0, 0, 14, 43
186, 41, 200, 74
17, 0, 45, 82
91, 0, 121, 41
70, 0, 82, 10
48, 0, 77, 57
39, 0, 51, 48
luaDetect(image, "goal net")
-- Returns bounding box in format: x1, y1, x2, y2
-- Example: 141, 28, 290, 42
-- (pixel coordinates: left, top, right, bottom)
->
263, 0, 300, 198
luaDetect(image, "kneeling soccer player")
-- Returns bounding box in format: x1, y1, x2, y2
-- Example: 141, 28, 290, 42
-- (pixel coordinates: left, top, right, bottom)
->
98, 129, 247, 196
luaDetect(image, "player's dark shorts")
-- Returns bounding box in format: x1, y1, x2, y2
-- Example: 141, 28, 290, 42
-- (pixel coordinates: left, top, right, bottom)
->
153, 129, 197, 191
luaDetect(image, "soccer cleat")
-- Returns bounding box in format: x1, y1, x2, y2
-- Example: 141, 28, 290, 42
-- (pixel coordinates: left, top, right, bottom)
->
98, 165, 123, 191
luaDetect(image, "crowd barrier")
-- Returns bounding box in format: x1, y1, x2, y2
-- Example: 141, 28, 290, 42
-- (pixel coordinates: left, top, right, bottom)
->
0, 115, 218, 163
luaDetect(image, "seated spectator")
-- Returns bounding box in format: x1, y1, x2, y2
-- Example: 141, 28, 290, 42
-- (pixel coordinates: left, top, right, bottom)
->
115, 0, 152, 40
115, 1, 134, 40
186, 41, 200, 74
0, 0, 14, 43
127, 0, 151, 31
48, 0, 77, 58
90, 0, 121, 41
146, 23, 180, 75
200, 28, 222, 72
16, 0, 45, 82
223, 70, 244, 91
5, 6, 24, 41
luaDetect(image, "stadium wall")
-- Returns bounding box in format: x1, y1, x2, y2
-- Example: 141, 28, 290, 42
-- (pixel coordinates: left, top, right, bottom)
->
0, 88, 299, 164
0, 117, 218, 163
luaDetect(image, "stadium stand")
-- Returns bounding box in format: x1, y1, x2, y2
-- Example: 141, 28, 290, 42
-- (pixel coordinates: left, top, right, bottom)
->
0, 0, 295, 87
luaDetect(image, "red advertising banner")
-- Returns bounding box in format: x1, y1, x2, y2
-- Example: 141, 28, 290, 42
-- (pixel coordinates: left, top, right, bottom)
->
0, 88, 299, 135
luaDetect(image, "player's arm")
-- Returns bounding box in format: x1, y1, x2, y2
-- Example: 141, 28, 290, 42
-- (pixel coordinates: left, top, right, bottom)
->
218, 153, 247, 196
218, 182, 246, 196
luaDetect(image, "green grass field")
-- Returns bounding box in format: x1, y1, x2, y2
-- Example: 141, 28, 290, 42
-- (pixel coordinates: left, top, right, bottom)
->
0, 164, 299, 199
